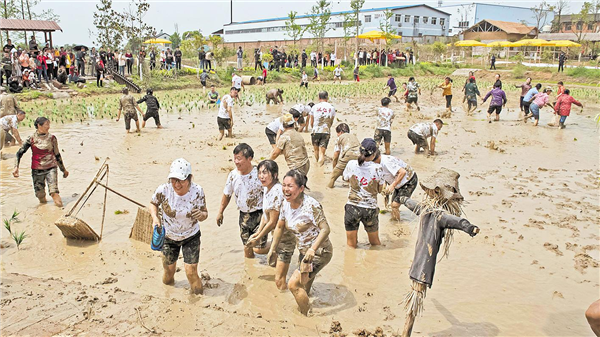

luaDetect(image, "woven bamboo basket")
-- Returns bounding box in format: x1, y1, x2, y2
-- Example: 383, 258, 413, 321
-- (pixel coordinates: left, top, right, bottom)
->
129, 207, 154, 244
54, 215, 101, 241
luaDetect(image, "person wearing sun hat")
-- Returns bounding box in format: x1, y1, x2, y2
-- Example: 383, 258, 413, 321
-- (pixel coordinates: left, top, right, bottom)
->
527, 86, 554, 127
270, 110, 310, 175
149, 158, 208, 295
342, 138, 384, 248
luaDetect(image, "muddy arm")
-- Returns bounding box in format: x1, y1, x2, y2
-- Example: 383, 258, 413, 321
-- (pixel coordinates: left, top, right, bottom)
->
14, 136, 31, 169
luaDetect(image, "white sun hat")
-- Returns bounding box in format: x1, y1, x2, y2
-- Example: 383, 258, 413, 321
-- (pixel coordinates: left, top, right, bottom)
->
168, 158, 192, 180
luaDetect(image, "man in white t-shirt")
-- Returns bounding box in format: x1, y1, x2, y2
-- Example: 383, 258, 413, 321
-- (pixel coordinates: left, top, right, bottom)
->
231, 72, 244, 93
309, 91, 336, 166
292, 102, 314, 132
373, 97, 394, 155
407, 119, 443, 155
0, 110, 24, 153
217, 87, 238, 140
310, 51, 316, 67
330, 52, 336, 66
217, 143, 266, 258
333, 65, 343, 84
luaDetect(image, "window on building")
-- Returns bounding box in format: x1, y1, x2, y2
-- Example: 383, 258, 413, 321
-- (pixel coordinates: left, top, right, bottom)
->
440, 18, 445, 26
458, 21, 470, 28
414, 16, 420, 23
588, 23, 594, 30
404, 15, 411, 23
365, 15, 371, 23
431, 17, 437, 25
576, 22, 583, 30
565, 23, 572, 31
395, 14, 402, 22
423, 16, 429, 24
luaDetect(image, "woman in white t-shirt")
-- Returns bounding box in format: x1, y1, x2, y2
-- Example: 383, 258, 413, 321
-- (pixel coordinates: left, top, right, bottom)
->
373, 97, 394, 155
149, 158, 208, 295
300, 70, 308, 88
118, 51, 127, 76
374, 154, 418, 221
342, 138, 384, 248
269, 170, 333, 315
246, 160, 297, 290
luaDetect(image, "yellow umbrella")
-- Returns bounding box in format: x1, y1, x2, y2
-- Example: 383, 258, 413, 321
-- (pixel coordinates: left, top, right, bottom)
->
551, 40, 581, 47
357, 30, 401, 42
486, 41, 513, 47
143, 38, 172, 44
449, 40, 487, 47
512, 39, 553, 47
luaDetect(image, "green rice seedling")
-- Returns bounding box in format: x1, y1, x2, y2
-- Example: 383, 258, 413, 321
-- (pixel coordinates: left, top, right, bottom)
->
12, 231, 26, 250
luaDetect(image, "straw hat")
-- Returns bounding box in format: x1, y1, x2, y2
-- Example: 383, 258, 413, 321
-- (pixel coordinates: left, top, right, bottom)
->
419, 167, 463, 201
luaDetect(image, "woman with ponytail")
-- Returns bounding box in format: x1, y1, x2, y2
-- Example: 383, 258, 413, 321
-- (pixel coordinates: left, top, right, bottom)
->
13, 116, 69, 207
438, 76, 453, 117
342, 138, 384, 248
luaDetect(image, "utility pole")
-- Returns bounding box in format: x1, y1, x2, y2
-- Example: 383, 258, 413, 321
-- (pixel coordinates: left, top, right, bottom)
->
230, 0, 233, 23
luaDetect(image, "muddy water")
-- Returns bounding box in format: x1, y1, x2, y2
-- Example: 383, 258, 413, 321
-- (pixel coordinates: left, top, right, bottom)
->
1, 90, 599, 336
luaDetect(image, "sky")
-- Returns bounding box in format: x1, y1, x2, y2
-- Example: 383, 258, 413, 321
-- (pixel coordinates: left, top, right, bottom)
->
34, 0, 588, 46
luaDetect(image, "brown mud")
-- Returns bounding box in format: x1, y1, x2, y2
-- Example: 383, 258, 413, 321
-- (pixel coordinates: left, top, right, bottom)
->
1, 85, 598, 336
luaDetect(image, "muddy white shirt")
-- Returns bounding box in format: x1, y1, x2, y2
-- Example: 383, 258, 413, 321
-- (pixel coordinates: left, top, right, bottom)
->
380, 155, 415, 188
263, 183, 283, 214
310, 102, 336, 134
218, 94, 234, 119
266, 117, 284, 133
343, 160, 384, 209
223, 166, 263, 213
292, 104, 312, 117
151, 183, 205, 241
232, 75, 242, 90
279, 195, 332, 255
0, 115, 17, 131
334, 68, 342, 77
410, 122, 438, 139
377, 107, 394, 131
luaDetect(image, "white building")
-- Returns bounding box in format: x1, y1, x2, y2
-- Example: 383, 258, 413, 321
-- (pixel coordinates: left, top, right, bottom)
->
223, 5, 450, 43
438, 2, 555, 36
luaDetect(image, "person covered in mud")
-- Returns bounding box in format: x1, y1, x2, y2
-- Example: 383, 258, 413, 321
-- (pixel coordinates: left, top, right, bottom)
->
266, 88, 284, 105
0, 110, 25, 153
515, 77, 532, 113
554, 88, 583, 129
408, 119, 443, 156
342, 138, 384, 248
482, 82, 507, 123
0, 90, 19, 117
231, 72, 243, 92
374, 97, 394, 155
149, 158, 207, 295
525, 87, 553, 126
245, 160, 297, 290
406, 77, 421, 112
310, 91, 336, 166
217, 87, 238, 141
217, 144, 267, 258
375, 153, 417, 221
13, 116, 69, 207
268, 169, 333, 315
437, 77, 453, 117
116, 87, 143, 134
207, 85, 219, 104
587, 299, 600, 336
270, 112, 310, 175
265, 110, 300, 149
463, 77, 481, 115
384, 74, 400, 103
522, 83, 542, 117
397, 168, 480, 337
292, 102, 314, 132
137, 88, 162, 129
328, 123, 360, 188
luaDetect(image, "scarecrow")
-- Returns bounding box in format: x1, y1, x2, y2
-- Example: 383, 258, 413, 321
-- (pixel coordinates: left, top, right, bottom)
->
397, 168, 480, 337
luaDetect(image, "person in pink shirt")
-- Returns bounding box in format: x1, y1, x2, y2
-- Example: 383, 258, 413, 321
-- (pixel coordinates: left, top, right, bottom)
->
526, 87, 553, 126
553, 88, 583, 129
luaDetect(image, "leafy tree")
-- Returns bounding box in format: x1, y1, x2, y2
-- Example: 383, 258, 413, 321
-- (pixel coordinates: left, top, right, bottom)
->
432, 41, 447, 59
0, 0, 58, 45
379, 9, 397, 48
551, 0, 569, 32
170, 31, 181, 48
122, 0, 154, 52
92, 0, 125, 50
531, 1, 554, 29
349, 0, 365, 62
284, 11, 307, 48
573, 1, 594, 43
306, 0, 332, 67
181, 31, 205, 58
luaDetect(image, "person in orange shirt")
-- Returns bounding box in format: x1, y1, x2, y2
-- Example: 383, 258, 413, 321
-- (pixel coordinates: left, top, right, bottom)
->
438, 77, 453, 118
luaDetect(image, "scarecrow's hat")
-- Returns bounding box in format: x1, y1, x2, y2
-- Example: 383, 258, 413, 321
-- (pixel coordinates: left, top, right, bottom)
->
419, 167, 463, 201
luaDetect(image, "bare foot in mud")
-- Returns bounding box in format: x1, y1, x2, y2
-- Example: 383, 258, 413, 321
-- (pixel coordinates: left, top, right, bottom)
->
142, 120, 146, 128
38, 196, 47, 204
157, 125, 163, 129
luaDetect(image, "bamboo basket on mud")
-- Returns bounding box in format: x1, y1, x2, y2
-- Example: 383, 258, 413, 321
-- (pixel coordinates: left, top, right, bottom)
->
55, 160, 151, 242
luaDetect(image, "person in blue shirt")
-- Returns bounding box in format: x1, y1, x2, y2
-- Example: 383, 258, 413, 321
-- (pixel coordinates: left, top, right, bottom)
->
522, 83, 542, 116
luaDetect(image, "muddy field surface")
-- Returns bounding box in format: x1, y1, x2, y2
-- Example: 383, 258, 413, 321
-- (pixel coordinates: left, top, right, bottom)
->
1, 83, 599, 336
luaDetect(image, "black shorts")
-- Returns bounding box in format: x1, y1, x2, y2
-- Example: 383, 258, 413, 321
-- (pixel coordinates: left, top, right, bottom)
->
523, 101, 531, 114
217, 117, 231, 130
388, 89, 397, 97
344, 204, 379, 233
445, 95, 453, 108
374, 129, 391, 144
239, 210, 266, 248
467, 99, 477, 110
265, 127, 278, 145
488, 105, 502, 115
124, 111, 138, 130
519, 96, 525, 109
392, 173, 418, 204
407, 96, 418, 104
162, 230, 201, 265
407, 130, 428, 149
201, 80, 207, 87
298, 249, 332, 280
311, 133, 330, 148
143, 110, 160, 125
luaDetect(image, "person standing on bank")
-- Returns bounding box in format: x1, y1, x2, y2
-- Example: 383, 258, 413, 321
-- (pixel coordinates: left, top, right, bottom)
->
13, 116, 69, 207
217, 144, 267, 258
150, 158, 207, 295
558, 52, 566, 72
490, 54, 496, 70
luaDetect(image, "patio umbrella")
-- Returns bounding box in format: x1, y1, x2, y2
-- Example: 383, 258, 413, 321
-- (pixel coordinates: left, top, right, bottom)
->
357, 30, 401, 42
552, 40, 581, 47
511, 39, 553, 47
143, 38, 172, 44
73, 45, 88, 51
486, 41, 513, 47
449, 40, 487, 47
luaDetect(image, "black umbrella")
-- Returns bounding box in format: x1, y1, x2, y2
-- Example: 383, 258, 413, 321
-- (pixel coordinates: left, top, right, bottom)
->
74, 45, 88, 51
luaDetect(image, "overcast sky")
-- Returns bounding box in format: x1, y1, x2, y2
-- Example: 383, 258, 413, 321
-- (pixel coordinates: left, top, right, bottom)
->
36, 0, 587, 46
